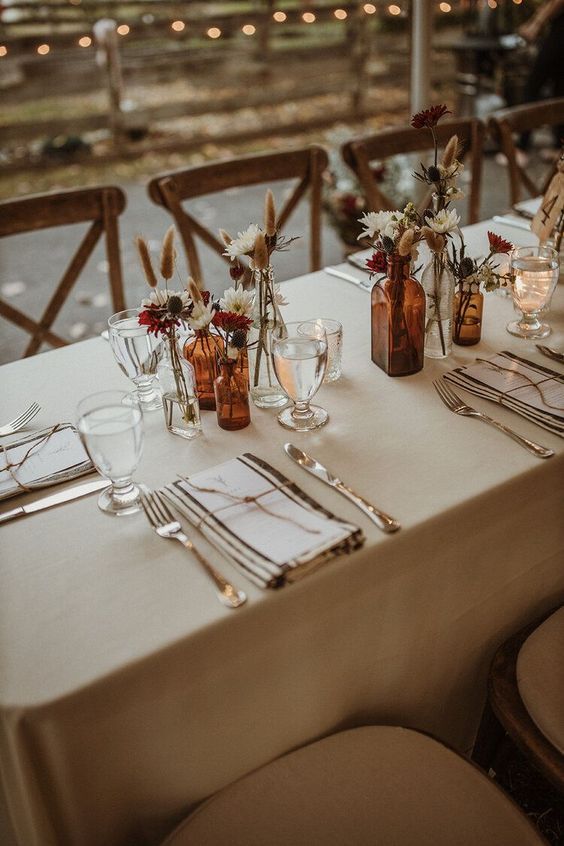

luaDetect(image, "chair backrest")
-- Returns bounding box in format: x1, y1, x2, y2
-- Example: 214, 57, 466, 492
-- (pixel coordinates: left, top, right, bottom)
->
488, 98, 564, 205
0, 186, 126, 357
147, 146, 329, 283
341, 118, 485, 224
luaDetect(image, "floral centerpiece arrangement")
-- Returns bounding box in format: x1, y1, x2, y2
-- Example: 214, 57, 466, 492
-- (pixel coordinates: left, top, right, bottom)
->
210, 291, 254, 430
410, 103, 464, 359
449, 231, 513, 346
136, 228, 201, 439
358, 204, 426, 376
182, 279, 221, 411
221, 190, 295, 408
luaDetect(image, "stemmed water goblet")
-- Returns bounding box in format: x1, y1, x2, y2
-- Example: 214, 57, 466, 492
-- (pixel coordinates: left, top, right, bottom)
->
272, 321, 328, 431
108, 309, 163, 410
507, 246, 560, 339
77, 390, 144, 516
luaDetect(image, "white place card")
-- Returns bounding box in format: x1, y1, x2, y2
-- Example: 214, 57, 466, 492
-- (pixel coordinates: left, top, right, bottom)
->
0, 424, 93, 500
162, 454, 364, 588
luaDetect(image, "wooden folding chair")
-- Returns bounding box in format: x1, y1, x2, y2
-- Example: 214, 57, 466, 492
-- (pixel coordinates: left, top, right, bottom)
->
147, 146, 329, 284
341, 118, 485, 224
488, 98, 564, 206
0, 186, 126, 357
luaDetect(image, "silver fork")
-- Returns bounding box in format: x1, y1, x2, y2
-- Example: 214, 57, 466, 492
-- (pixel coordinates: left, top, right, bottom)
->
0, 402, 41, 437
433, 379, 555, 459
140, 490, 247, 609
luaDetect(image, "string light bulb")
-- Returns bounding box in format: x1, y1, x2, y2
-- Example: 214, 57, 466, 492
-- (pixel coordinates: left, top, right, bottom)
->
37, 44, 50, 55
117, 24, 130, 36
439, 2, 451, 10
78, 36, 92, 47
364, 4, 377, 14
488, 0, 497, 7
334, 9, 348, 19
171, 21, 185, 32
207, 27, 222, 39
273, 11, 287, 22
0, 46, 7, 57
388, 5, 402, 15
242, 24, 256, 35
302, 12, 316, 22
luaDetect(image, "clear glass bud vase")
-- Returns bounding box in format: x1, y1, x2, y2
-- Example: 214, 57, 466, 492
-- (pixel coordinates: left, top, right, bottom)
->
421, 251, 454, 359
248, 267, 287, 408
158, 334, 202, 439
453, 285, 483, 346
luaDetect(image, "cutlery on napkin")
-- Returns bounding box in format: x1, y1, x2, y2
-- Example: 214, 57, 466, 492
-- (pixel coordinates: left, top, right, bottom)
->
161, 453, 364, 589
0, 478, 110, 524
445, 351, 564, 437
0, 424, 94, 501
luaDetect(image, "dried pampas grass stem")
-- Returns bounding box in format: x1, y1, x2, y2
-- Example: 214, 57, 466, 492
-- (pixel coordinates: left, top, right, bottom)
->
160, 225, 176, 280
135, 236, 158, 288
264, 190, 277, 237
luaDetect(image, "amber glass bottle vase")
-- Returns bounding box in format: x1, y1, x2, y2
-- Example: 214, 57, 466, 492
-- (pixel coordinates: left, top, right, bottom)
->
371, 255, 425, 376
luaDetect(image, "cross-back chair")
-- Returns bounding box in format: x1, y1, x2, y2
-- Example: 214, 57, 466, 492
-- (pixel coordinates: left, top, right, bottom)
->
0, 186, 126, 357
488, 98, 564, 206
147, 146, 329, 284
341, 117, 485, 224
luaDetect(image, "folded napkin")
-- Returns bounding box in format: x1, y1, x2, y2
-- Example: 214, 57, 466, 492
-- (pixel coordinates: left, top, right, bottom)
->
162, 453, 364, 588
0, 424, 93, 500
445, 351, 564, 437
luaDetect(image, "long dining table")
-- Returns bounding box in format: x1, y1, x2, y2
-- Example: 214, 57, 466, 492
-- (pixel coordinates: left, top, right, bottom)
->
1, 216, 563, 846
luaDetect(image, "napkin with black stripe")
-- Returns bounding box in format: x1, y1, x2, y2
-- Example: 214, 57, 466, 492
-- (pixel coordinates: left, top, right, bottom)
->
162, 453, 364, 588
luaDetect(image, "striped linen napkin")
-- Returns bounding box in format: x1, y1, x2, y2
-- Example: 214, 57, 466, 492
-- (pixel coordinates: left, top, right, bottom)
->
161, 453, 364, 589
445, 351, 564, 437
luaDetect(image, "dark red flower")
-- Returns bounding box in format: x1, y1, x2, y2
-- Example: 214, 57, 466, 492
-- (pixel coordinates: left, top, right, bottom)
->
201, 290, 211, 306
229, 260, 245, 282
212, 310, 253, 333
366, 250, 387, 274
411, 104, 451, 129
138, 307, 177, 336
487, 231, 513, 255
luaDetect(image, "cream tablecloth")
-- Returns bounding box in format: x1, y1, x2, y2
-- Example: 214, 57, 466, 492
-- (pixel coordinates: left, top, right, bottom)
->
1, 220, 563, 846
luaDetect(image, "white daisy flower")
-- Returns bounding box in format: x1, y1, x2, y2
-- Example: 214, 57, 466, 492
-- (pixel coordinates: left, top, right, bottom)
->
141, 289, 190, 309
357, 210, 401, 241
224, 224, 261, 259
219, 286, 255, 317
428, 209, 460, 234
188, 301, 214, 330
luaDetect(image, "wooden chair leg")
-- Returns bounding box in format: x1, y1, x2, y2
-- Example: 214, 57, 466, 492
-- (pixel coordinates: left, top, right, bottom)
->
472, 698, 507, 773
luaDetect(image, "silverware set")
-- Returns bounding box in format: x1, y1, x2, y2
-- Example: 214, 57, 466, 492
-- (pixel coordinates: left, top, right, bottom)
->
433, 379, 555, 459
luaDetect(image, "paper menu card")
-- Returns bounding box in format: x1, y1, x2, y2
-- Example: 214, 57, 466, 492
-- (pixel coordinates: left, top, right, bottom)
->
445, 352, 564, 437
162, 453, 364, 588
0, 424, 93, 500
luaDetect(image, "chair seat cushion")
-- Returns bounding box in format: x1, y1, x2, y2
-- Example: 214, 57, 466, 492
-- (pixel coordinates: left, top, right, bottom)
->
517, 605, 564, 755
163, 726, 543, 846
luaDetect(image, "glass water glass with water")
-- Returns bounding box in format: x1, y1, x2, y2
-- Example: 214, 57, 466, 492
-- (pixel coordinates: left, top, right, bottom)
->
77, 391, 144, 516
507, 246, 559, 339
108, 309, 163, 411
299, 318, 343, 382
272, 321, 328, 431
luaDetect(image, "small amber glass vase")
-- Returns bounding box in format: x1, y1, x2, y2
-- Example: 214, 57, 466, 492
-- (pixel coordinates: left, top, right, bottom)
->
453, 287, 483, 346
371, 255, 425, 376
214, 360, 251, 430
183, 329, 223, 410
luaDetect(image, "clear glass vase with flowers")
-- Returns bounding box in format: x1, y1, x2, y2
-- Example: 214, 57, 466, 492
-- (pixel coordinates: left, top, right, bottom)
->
136, 227, 202, 439
411, 104, 464, 358
358, 204, 426, 376
222, 190, 297, 408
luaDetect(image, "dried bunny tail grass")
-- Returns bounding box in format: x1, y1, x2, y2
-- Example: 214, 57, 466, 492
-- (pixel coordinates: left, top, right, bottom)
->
441, 135, 460, 169
160, 225, 176, 280
264, 189, 277, 237
421, 226, 446, 254
398, 229, 414, 257
254, 232, 269, 271
135, 236, 158, 288
219, 228, 232, 246
188, 277, 202, 304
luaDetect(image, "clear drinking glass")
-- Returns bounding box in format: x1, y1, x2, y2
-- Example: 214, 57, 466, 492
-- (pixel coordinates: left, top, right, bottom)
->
299, 318, 343, 382
272, 321, 328, 431
507, 246, 560, 339
77, 390, 144, 516
108, 309, 163, 411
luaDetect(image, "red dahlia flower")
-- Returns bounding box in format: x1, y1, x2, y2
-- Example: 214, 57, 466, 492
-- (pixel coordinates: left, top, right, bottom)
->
212, 311, 253, 333
366, 250, 388, 274
487, 231, 513, 255
138, 307, 177, 336
411, 104, 451, 129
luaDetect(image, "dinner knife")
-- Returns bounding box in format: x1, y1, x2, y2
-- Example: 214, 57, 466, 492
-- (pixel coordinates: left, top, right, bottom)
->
536, 344, 564, 365
323, 266, 372, 290
0, 478, 110, 525
284, 443, 400, 533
